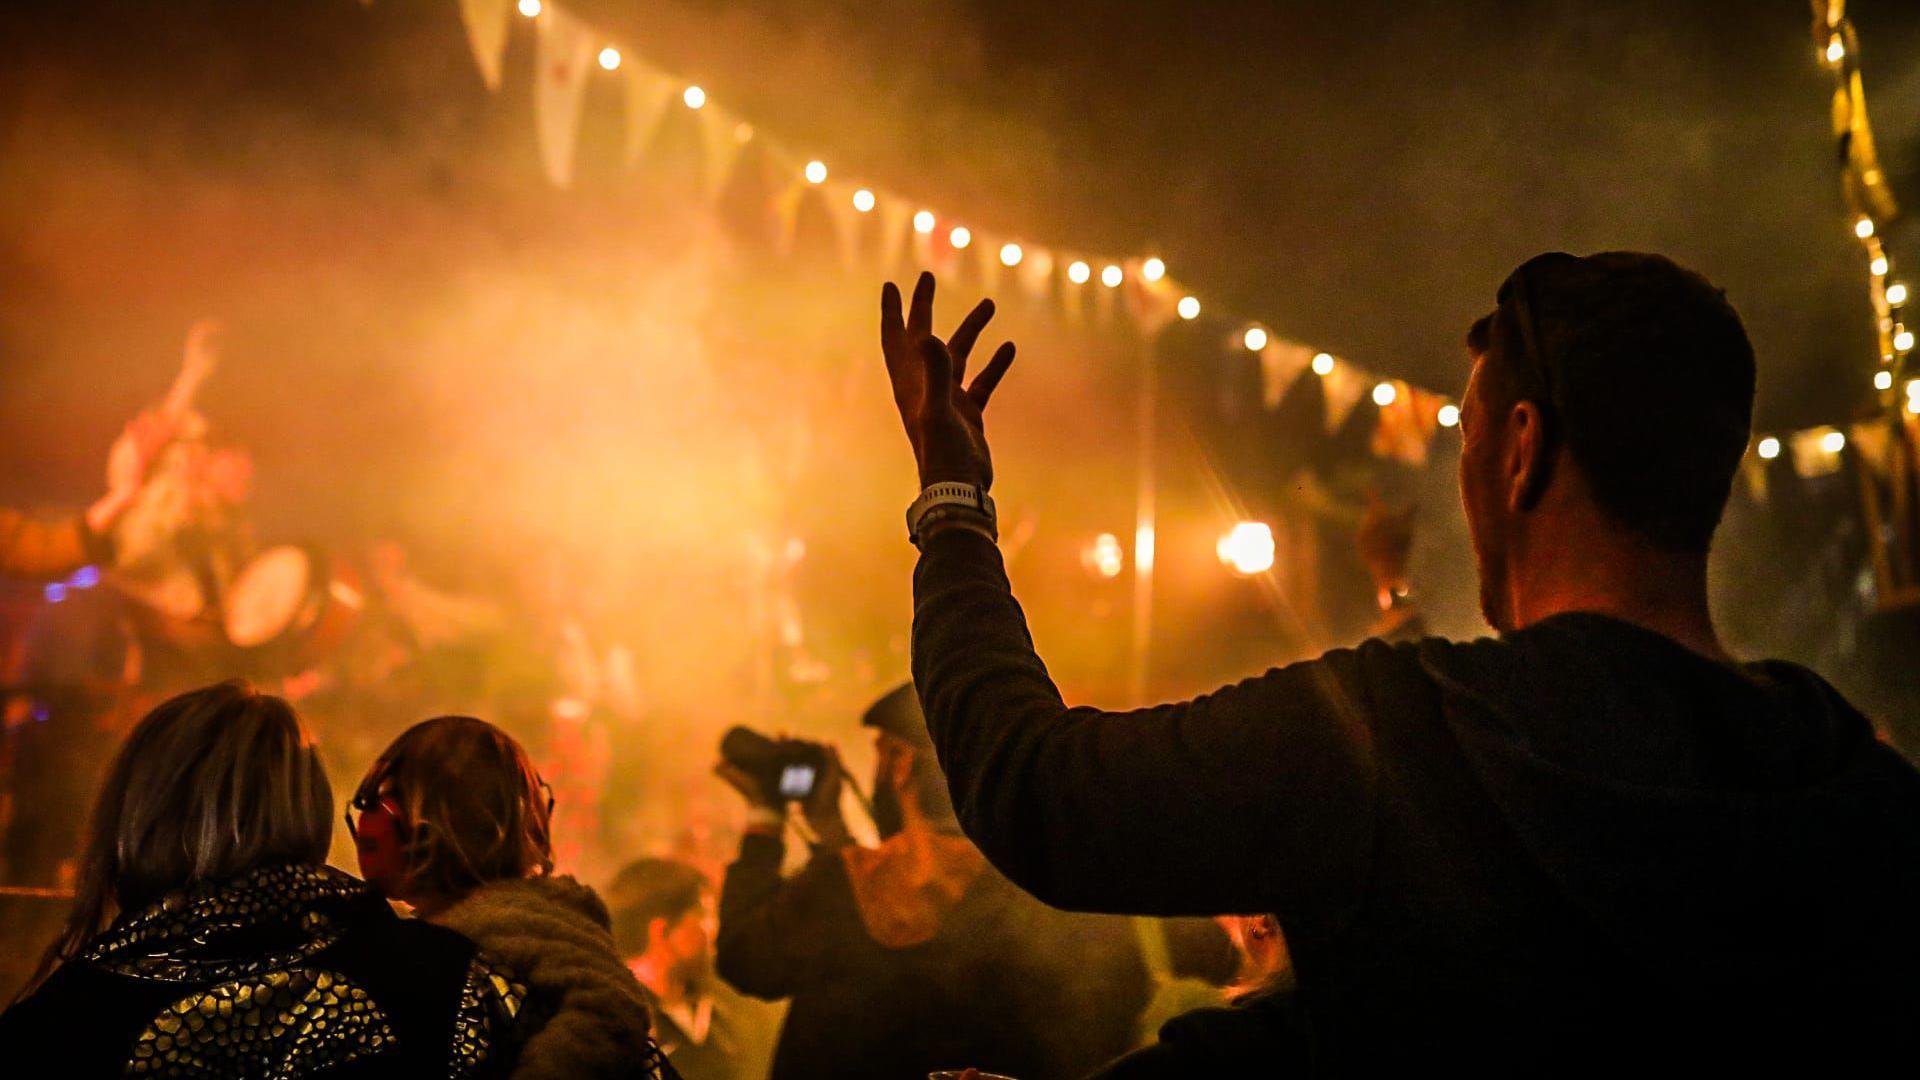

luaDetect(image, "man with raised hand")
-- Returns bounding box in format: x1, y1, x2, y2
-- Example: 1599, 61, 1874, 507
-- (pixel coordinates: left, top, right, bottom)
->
879, 257, 1920, 1071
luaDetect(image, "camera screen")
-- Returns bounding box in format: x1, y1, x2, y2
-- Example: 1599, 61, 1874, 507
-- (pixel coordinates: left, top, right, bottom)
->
778, 764, 818, 799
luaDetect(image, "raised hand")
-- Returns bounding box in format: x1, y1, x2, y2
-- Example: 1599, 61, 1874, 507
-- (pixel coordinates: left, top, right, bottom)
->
880, 272, 1016, 490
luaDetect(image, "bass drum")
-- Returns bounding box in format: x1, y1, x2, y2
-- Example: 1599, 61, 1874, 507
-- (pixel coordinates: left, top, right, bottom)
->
224, 546, 365, 666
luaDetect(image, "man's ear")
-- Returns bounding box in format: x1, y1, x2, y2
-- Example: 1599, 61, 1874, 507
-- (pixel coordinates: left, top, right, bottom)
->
888, 746, 917, 792
647, 916, 669, 949
1505, 400, 1555, 512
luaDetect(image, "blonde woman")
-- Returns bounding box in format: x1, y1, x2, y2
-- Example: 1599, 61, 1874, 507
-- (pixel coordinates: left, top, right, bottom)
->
351, 716, 670, 1080
0, 681, 525, 1077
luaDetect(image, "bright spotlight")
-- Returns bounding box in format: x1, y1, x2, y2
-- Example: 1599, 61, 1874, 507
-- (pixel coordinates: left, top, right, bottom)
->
1217, 522, 1276, 576
1083, 533, 1125, 579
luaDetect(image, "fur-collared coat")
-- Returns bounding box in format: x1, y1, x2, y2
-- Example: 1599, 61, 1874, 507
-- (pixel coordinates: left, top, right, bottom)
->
433, 875, 673, 1080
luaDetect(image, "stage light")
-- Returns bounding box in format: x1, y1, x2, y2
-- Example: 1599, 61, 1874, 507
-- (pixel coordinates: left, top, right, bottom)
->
518, 0, 541, 16
1897, 329, 1915, 352
913, 210, 936, 234
1068, 260, 1091, 284
1243, 327, 1268, 352
999, 243, 1024, 267
1872, 256, 1890, 276
1217, 522, 1276, 576
1874, 370, 1894, 390
804, 160, 828, 184
1821, 430, 1846, 454
1889, 283, 1909, 306
1101, 264, 1124, 288
950, 226, 972, 249
1856, 218, 1876, 240
1311, 352, 1335, 376
1826, 36, 1846, 64
1142, 257, 1167, 282
1134, 524, 1156, 573
43, 582, 66, 604
598, 47, 622, 71
1908, 379, 1920, 398
853, 189, 876, 213
1372, 381, 1397, 407
1756, 436, 1781, 460
683, 85, 706, 109
1177, 296, 1201, 320
1437, 403, 1460, 428
1084, 533, 1125, 579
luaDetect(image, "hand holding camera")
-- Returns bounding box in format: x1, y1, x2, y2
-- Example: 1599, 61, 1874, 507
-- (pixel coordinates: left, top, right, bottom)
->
715, 727, 849, 845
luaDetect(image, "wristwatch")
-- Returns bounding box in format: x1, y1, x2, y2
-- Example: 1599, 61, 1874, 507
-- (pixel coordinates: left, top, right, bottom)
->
906, 482, 997, 548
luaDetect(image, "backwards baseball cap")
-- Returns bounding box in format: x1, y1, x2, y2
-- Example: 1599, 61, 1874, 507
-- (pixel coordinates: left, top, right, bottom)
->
862, 682, 933, 749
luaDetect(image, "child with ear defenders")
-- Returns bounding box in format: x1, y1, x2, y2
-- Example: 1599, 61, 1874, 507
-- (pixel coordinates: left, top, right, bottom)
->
352, 715, 678, 1080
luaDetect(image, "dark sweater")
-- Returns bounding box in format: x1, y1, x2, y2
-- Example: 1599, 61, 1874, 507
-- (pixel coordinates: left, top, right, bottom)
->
912, 529, 1920, 1073
715, 832, 1150, 1080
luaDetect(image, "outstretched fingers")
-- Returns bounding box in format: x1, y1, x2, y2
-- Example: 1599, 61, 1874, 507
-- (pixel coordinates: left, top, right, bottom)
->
967, 342, 1016, 410
947, 298, 996, 381
880, 281, 905, 363
919, 337, 955, 404
907, 271, 935, 343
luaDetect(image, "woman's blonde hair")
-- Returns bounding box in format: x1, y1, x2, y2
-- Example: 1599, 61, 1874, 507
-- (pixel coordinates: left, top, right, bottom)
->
355, 716, 553, 905
26, 680, 332, 994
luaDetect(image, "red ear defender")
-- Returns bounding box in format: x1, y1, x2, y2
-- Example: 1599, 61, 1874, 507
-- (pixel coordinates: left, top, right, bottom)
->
348, 793, 411, 899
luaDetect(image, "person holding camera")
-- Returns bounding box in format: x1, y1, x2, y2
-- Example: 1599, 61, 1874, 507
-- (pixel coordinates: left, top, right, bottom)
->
713, 684, 1153, 1080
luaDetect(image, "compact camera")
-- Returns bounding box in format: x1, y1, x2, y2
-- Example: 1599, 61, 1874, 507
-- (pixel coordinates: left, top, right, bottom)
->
720, 727, 833, 802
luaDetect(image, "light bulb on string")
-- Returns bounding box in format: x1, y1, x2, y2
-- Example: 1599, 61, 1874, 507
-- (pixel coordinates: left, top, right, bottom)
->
598, 46, 622, 71
1217, 522, 1276, 576
1872, 256, 1890, 276
1243, 327, 1269, 352
913, 210, 936, 235
1821, 430, 1846, 454
1827, 36, 1846, 64
1887, 282, 1908, 306
1101, 264, 1124, 288
949, 226, 972, 249
1875, 370, 1894, 390
1067, 260, 1092, 284
1142, 257, 1166, 282
1311, 352, 1335, 376
1372, 382, 1398, 407
683, 85, 707, 109
1177, 296, 1201, 320
1896, 329, 1915, 352
1000, 243, 1024, 268
1856, 218, 1876, 240
804, 160, 828, 185
852, 189, 876, 213
517, 0, 541, 16
1437, 403, 1460, 428
1756, 436, 1781, 461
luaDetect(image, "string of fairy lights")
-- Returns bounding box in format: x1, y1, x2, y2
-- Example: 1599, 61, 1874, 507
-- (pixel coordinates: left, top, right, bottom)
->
1750, 2, 1916, 468
496, 0, 1459, 449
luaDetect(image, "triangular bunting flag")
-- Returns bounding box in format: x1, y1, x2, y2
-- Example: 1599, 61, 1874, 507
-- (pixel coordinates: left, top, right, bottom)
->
1321, 361, 1368, 431
696, 102, 753, 202
821, 183, 861, 267
877, 196, 914, 272
534, 5, 596, 189
1740, 454, 1769, 503
1788, 427, 1846, 479
1259, 342, 1314, 409
457, 0, 514, 91
1372, 383, 1439, 465
622, 64, 677, 168
1017, 247, 1055, 300
772, 181, 807, 256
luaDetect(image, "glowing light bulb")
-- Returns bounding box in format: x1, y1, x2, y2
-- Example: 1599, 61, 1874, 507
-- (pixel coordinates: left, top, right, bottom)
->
1243, 327, 1269, 352
1888, 282, 1909, 306
804, 160, 828, 185
1875, 370, 1894, 390
1872, 256, 1890, 276
1142, 257, 1166, 282
1177, 296, 1201, 320
1821, 430, 1846, 454
1896, 329, 1915, 352
1217, 522, 1276, 576
1756, 436, 1781, 461
683, 85, 707, 109
913, 210, 936, 235
1101, 264, 1124, 288
1826, 36, 1845, 64
1437, 403, 1460, 428
598, 46, 622, 71
949, 226, 971, 249
999, 243, 1023, 268
1909, 378, 1920, 398
852, 189, 876, 213
1083, 533, 1125, 579
517, 0, 541, 16
1372, 381, 1398, 407
1311, 352, 1335, 376
1856, 218, 1876, 240
1067, 260, 1092, 284
1910, 397, 1920, 415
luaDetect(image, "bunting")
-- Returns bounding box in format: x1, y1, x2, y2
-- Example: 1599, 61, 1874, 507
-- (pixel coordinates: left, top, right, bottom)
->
456, 0, 514, 91
533, 6, 595, 189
